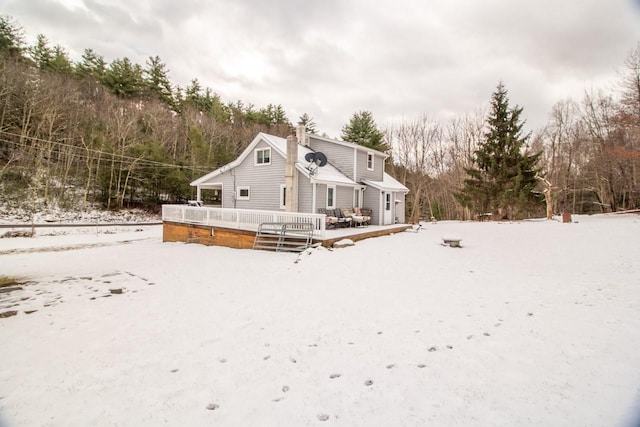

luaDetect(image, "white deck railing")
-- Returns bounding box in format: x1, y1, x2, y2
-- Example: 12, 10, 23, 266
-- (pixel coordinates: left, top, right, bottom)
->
162, 205, 326, 238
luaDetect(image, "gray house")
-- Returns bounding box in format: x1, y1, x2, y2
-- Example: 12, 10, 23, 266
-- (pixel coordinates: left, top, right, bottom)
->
190, 128, 408, 225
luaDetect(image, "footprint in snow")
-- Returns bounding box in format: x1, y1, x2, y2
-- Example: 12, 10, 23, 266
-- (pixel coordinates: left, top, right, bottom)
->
317, 414, 330, 421
386, 364, 395, 369
364, 379, 374, 386
329, 373, 341, 379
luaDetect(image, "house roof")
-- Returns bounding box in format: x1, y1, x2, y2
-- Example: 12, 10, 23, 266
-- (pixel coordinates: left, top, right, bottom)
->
191, 132, 359, 187
362, 174, 409, 193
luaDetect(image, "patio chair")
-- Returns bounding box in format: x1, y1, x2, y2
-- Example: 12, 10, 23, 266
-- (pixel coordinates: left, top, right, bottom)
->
334, 208, 353, 228
318, 208, 339, 228
342, 208, 367, 227
354, 207, 371, 226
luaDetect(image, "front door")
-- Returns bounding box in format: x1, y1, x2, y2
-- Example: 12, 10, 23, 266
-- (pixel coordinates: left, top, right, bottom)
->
383, 192, 392, 224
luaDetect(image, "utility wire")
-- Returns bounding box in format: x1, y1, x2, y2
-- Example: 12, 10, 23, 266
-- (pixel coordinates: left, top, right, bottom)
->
0, 130, 215, 173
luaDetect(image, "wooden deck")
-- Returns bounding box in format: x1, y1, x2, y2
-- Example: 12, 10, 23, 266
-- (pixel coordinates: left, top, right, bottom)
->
318, 224, 413, 247
163, 221, 412, 250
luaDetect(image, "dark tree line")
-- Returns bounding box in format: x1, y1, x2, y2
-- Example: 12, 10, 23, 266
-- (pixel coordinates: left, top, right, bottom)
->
0, 15, 300, 211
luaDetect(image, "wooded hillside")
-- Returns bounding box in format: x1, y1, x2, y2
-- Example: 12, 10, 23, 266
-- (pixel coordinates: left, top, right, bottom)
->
1, 15, 639, 220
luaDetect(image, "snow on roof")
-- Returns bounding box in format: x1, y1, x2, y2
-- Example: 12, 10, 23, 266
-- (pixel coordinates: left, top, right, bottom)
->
362, 173, 409, 192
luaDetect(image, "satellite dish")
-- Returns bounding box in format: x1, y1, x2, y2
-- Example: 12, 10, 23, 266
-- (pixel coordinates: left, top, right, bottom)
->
314, 152, 328, 167
304, 152, 316, 163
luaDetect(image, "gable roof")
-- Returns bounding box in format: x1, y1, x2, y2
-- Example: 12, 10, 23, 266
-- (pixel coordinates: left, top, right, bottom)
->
191, 133, 359, 187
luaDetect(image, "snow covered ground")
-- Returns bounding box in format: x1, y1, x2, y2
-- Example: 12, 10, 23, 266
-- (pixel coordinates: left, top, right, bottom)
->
1, 214, 639, 426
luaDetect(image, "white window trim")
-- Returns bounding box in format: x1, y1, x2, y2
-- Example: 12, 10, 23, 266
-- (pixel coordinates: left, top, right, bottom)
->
385, 192, 391, 210
279, 184, 286, 209
353, 188, 361, 208
367, 152, 374, 171
237, 186, 250, 201
254, 147, 271, 166
327, 185, 336, 209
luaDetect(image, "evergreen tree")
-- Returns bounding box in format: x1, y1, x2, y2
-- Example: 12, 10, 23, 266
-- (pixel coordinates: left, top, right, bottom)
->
0, 14, 25, 58
298, 113, 317, 134
144, 55, 173, 106
456, 82, 541, 219
257, 104, 290, 127
341, 110, 388, 152
49, 45, 73, 74
29, 34, 53, 69
102, 57, 145, 98
75, 48, 106, 78
182, 79, 228, 121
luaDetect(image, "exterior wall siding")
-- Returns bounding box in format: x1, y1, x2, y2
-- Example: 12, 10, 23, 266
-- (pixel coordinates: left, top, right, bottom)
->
363, 187, 382, 225
336, 186, 354, 209
296, 170, 313, 213
226, 140, 285, 211
308, 137, 354, 179
356, 150, 385, 181
221, 174, 234, 208
314, 183, 355, 210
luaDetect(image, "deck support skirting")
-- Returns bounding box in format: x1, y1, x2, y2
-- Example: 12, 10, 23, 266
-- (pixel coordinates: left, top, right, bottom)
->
163, 221, 411, 250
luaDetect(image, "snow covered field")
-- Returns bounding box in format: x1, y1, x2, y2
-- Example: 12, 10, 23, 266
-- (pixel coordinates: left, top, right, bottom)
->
1, 214, 639, 426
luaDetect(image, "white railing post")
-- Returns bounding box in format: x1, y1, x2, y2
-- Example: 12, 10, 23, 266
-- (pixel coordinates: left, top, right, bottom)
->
319, 216, 326, 238
162, 205, 328, 237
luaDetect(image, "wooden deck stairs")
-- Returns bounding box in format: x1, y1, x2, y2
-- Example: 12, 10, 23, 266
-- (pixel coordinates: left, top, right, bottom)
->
253, 222, 314, 252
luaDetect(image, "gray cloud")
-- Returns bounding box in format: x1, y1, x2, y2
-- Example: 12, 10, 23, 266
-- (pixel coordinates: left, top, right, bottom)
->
2, 0, 639, 138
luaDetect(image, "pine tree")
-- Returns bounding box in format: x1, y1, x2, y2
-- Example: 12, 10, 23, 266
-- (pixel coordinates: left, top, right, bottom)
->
102, 57, 145, 98
298, 113, 318, 134
29, 34, 53, 69
341, 110, 388, 152
144, 55, 173, 106
75, 48, 106, 79
49, 45, 73, 74
457, 82, 541, 219
0, 14, 25, 58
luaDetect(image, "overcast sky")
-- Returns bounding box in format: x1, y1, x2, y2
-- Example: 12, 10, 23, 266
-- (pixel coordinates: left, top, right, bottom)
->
2, 0, 640, 138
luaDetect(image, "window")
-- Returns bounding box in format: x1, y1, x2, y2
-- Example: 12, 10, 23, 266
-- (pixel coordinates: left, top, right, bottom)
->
281, 185, 287, 208
237, 186, 250, 200
354, 188, 360, 208
255, 148, 271, 165
367, 152, 374, 170
385, 192, 391, 210
327, 185, 336, 209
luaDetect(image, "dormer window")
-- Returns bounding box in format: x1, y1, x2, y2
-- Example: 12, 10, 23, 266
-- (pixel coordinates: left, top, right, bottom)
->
367, 152, 374, 170
255, 148, 271, 165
